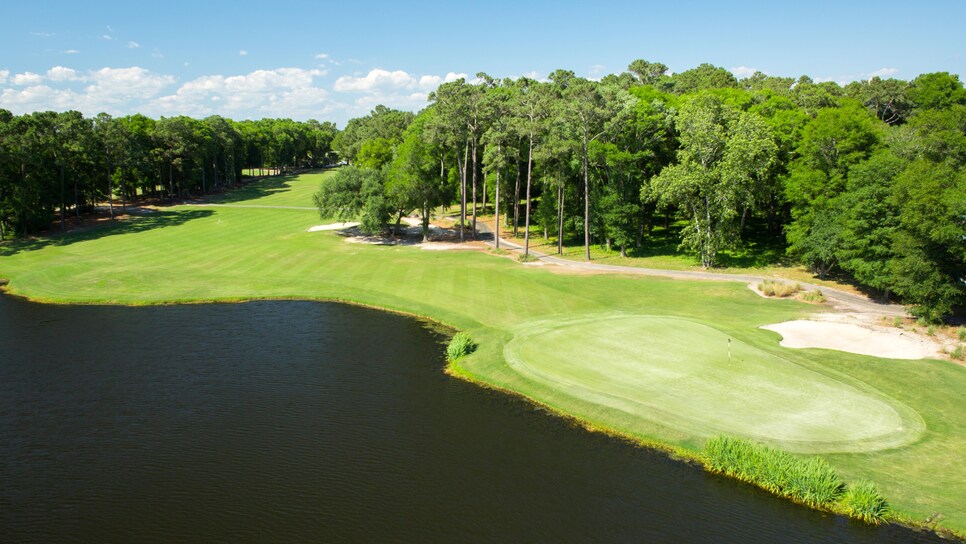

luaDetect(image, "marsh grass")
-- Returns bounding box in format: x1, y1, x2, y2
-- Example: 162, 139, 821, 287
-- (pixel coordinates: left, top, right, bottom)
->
957, 328, 966, 342
703, 436, 842, 508
840, 481, 889, 524
758, 280, 802, 298
516, 253, 540, 263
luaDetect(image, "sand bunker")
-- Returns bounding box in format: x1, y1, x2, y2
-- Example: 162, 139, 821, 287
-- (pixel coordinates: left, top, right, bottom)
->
761, 320, 939, 360
307, 222, 359, 232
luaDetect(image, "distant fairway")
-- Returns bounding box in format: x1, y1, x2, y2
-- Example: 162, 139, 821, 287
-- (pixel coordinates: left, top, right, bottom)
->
504, 314, 924, 453
1, 171, 963, 530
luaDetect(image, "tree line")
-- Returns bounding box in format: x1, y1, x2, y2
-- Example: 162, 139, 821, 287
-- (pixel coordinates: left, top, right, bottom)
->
319, 61, 965, 321
0, 111, 338, 235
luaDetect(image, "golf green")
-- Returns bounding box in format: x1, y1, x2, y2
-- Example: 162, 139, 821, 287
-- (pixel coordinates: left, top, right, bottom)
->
503, 314, 925, 453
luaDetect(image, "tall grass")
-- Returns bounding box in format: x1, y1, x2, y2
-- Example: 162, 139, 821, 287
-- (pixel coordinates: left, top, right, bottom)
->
840, 481, 889, 524
703, 436, 890, 523
703, 436, 842, 507
758, 280, 802, 298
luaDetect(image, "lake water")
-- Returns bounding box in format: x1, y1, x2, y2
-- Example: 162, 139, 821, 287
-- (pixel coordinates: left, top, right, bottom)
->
0, 296, 945, 543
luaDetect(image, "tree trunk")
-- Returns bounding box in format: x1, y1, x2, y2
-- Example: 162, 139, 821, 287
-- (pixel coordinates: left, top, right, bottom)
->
107, 164, 114, 220
494, 161, 501, 250
59, 163, 66, 231
524, 136, 534, 257
458, 141, 469, 242
739, 206, 748, 233
513, 160, 521, 237
422, 202, 430, 243
471, 137, 478, 238
583, 125, 591, 261
557, 182, 564, 255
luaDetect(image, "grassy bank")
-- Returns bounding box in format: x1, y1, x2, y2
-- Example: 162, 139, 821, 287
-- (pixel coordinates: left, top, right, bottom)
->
1, 171, 963, 535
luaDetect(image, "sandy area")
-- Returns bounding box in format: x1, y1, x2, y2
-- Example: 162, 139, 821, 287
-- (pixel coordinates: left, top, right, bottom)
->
761, 318, 941, 360
307, 222, 359, 232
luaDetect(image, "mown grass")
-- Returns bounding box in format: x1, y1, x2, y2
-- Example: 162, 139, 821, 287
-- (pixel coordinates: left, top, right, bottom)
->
1, 171, 963, 534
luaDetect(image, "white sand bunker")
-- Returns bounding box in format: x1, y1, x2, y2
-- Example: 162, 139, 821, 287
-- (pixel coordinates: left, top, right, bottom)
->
762, 320, 939, 360
307, 222, 359, 232
420, 242, 480, 251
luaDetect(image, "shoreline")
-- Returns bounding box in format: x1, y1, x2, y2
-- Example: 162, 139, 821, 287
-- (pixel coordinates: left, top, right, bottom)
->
1, 286, 961, 541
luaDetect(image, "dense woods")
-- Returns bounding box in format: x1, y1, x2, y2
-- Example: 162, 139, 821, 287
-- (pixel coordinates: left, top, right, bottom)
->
0, 113, 337, 235
321, 61, 965, 321
1, 60, 964, 320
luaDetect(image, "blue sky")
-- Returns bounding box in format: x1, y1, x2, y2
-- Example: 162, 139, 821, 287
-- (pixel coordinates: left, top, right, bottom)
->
1, 0, 963, 127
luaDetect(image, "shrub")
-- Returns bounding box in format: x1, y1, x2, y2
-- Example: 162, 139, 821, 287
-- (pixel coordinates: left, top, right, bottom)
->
893, 316, 903, 328
758, 280, 802, 298
926, 325, 936, 336
952, 345, 964, 361
958, 328, 966, 342
839, 481, 889, 524
801, 289, 826, 303
446, 332, 476, 361
517, 253, 540, 263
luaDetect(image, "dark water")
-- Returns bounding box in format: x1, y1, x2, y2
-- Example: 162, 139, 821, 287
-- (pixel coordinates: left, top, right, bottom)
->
0, 296, 945, 543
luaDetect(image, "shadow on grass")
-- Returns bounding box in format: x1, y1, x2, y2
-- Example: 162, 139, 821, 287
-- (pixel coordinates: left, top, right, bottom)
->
0, 209, 214, 257
203, 174, 303, 205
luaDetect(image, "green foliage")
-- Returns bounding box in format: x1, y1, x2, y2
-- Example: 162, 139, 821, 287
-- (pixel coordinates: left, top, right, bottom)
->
952, 345, 964, 361
703, 436, 843, 508
958, 328, 966, 342
516, 253, 540, 263
313, 166, 390, 234
801, 289, 826, 303
839, 481, 889, 524
446, 332, 476, 361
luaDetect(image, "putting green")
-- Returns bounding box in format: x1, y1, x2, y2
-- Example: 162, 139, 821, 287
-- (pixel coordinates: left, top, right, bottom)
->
504, 314, 925, 453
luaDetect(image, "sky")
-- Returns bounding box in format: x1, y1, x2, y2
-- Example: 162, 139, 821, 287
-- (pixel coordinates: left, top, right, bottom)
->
1, 0, 963, 127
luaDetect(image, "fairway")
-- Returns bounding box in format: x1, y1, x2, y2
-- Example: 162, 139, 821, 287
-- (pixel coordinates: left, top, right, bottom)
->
1, 171, 964, 532
503, 314, 924, 453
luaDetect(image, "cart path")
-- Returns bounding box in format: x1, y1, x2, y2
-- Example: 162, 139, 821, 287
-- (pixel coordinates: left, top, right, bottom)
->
474, 221, 907, 318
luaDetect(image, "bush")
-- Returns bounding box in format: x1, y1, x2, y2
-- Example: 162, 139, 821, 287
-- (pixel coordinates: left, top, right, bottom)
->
801, 289, 826, 303
958, 328, 966, 342
446, 332, 476, 361
839, 481, 889, 524
758, 280, 802, 298
517, 253, 540, 263
703, 436, 842, 508
952, 345, 964, 361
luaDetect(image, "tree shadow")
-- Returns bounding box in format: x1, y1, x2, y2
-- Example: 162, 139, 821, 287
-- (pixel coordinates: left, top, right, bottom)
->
203, 174, 302, 205
0, 209, 214, 257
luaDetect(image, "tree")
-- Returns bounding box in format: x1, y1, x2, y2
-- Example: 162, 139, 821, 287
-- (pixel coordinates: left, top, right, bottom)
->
388, 111, 448, 241
313, 166, 390, 234
627, 59, 669, 86
651, 93, 776, 268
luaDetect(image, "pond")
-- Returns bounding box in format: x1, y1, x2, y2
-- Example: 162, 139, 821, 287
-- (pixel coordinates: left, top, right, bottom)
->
0, 296, 943, 543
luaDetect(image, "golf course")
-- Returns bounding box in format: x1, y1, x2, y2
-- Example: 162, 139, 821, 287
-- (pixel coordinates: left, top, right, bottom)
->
1, 170, 964, 534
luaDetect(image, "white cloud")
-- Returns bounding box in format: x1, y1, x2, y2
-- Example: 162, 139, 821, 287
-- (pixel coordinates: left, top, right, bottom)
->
0, 70, 8, 84
146, 67, 330, 118
334, 69, 417, 92
13, 72, 43, 86
64, 49, 80, 54
30, 32, 55, 37
730, 66, 762, 79
239, 50, 248, 56
315, 53, 329, 60
815, 67, 902, 86
101, 34, 114, 41
127, 41, 140, 49
47, 66, 80, 81
869, 67, 899, 79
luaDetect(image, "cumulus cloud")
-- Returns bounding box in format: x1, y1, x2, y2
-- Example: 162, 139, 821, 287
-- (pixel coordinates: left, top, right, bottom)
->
0, 70, 8, 84
12, 72, 43, 86
127, 41, 140, 49
869, 67, 900, 79
146, 67, 330, 118
332, 68, 469, 117
47, 66, 80, 81
730, 66, 762, 79
815, 67, 902, 85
